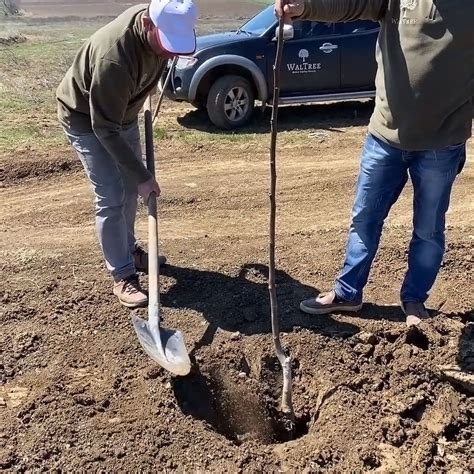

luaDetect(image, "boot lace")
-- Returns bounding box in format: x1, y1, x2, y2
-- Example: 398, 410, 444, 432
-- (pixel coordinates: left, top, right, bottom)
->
122, 276, 140, 295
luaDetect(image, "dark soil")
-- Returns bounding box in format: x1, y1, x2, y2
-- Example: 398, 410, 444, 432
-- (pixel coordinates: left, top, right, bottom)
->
1, 98, 472, 471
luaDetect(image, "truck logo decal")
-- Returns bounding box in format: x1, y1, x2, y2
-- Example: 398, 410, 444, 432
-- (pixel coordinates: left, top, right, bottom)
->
287, 49, 322, 74
298, 49, 309, 63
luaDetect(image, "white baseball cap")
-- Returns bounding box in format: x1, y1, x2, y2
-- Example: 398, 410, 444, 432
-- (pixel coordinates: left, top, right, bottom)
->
149, 0, 198, 55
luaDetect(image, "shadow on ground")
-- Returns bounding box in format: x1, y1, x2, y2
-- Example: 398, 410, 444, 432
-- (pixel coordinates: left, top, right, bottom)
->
457, 311, 474, 373
177, 100, 374, 134
161, 263, 413, 350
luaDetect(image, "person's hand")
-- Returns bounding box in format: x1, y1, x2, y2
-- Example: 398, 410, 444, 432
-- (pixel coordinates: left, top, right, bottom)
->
138, 177, 161, 202
275, 1, 305, 23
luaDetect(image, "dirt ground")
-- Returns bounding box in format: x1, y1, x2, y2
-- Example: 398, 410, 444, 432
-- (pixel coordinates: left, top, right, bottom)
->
1, 2, 473, 471
16, 0, 262, 19
1, 98, 473, 471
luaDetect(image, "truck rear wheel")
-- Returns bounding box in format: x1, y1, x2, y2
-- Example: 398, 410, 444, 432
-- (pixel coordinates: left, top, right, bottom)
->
206, 75, 255, 129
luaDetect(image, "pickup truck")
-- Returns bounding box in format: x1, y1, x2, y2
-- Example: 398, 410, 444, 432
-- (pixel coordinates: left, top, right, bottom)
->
163, 5, 379, 129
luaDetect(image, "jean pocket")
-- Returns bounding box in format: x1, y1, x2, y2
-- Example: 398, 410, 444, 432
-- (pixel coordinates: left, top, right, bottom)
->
445, 142, 464, 151
457, 147, 467, 175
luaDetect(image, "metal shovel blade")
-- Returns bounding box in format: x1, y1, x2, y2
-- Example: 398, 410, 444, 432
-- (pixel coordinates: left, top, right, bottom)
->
132, 312, 191, 376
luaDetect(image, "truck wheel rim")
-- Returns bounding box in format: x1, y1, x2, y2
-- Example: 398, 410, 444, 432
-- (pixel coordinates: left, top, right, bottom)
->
223, 86, 249, 122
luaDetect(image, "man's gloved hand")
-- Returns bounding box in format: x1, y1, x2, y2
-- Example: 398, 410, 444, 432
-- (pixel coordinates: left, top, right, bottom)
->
274, 0, 305, 23
138, 176, 161, 202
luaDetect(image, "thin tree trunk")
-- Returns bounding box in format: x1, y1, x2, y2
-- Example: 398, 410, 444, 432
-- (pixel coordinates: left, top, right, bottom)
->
269, 16, 294, 420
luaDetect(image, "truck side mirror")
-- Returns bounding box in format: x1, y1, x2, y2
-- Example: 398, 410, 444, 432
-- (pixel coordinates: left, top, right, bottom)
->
272, 23, 295, 41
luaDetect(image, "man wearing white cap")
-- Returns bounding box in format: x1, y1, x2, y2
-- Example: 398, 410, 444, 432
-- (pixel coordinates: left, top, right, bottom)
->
57, 1, 198, 308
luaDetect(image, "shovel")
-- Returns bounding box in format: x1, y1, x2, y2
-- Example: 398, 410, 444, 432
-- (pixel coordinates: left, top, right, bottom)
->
132, 93, 191, 377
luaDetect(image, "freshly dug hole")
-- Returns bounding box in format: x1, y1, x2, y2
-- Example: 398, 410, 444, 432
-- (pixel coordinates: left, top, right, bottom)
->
172, 366, 309, 445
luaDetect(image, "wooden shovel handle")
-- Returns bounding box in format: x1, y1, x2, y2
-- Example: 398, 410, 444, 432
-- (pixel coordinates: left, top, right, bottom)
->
144, 96, 160, 312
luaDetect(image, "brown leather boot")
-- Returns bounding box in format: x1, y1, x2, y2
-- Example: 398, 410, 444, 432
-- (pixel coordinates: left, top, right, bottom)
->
133, 245, 167, 274
113, 275, 148, 308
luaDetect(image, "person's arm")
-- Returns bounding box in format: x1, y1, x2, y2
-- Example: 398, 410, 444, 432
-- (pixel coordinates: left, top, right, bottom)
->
89, 60, 152, 186
276, 0, 388, 23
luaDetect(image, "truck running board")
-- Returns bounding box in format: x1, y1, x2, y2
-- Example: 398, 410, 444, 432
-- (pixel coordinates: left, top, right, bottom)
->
270, 90, 376, 106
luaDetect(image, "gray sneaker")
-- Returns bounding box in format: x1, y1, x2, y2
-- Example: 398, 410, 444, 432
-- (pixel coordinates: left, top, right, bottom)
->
401, 302, 429, 327
300, 290, 363, 315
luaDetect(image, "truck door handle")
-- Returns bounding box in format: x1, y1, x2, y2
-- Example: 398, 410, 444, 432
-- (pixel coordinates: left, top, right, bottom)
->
319, 42, 338, 53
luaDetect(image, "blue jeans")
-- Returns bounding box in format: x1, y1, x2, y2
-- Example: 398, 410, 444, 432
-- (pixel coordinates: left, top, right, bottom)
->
335, 134, 465, 304
64, 123, 143, 281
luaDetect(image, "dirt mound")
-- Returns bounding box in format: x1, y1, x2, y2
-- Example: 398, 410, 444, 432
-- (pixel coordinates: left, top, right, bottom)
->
0, 254, 472, 471
0, 31, 26, 45
0, 150, 80, 185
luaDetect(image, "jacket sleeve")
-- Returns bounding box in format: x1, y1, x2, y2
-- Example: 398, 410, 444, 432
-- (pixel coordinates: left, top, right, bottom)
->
89, 60, 151, 185
300, 0, 388, 22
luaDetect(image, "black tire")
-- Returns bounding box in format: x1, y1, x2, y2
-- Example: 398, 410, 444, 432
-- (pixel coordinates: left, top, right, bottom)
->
206, 75, 255, 129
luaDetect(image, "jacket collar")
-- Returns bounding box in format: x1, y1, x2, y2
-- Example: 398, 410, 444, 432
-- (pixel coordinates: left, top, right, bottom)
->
133, 10, 155, 56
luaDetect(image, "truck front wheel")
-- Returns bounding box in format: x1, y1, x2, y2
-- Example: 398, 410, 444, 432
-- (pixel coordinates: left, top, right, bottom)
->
206, 75, 255, 129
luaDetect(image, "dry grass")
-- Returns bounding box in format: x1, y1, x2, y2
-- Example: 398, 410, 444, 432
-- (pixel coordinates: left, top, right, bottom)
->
0, 21, 99, 152
0, 15, 263, 156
